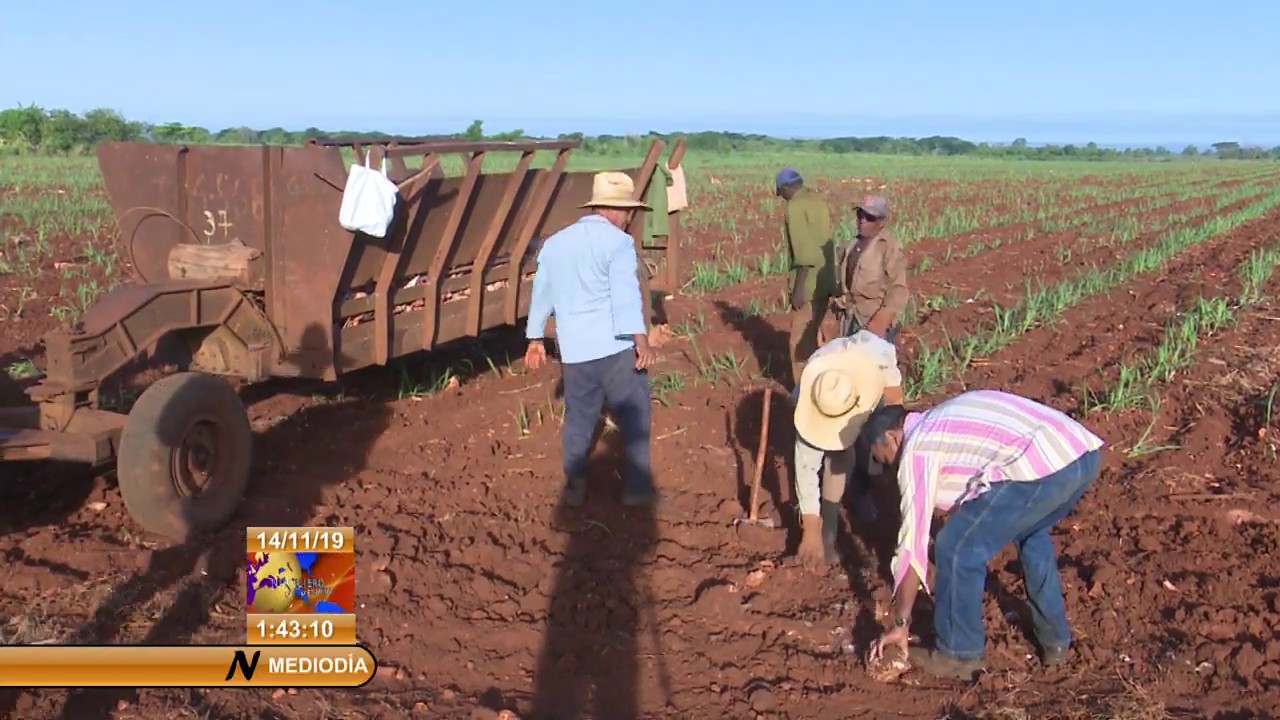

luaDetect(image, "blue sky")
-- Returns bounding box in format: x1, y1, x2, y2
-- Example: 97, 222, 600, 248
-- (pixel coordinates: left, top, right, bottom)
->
2, 0, 1278, 146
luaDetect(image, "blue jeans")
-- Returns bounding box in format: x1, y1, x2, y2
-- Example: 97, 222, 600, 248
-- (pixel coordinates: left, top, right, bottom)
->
560, 347, 655, 497
932, 449, 1101, 660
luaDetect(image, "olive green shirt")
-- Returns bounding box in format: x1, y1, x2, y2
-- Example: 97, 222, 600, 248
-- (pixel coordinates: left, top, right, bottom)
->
784, 186, 836, 301
644, 164, 672, 242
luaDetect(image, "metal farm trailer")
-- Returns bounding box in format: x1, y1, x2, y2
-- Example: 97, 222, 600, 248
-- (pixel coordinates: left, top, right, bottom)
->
0, 136, 688, 541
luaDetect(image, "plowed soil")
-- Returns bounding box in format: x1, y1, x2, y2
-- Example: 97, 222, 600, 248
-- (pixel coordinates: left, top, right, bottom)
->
3, 168, 1280, 720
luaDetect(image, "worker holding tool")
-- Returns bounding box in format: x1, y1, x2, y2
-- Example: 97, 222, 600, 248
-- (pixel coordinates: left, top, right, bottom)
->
864, 390, 1104, 678
790, 329, 905, 571
525, 171, 661, 509
827, 194, 910, 524
776, 168, 837, 387
832, 195, 908, 343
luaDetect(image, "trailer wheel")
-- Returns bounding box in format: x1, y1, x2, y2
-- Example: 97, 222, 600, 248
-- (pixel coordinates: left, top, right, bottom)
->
116, 372, 253, 541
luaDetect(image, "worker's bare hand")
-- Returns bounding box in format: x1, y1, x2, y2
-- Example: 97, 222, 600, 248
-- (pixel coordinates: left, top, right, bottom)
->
867, 626, 910, 665
796, 540, 828, 573
525, 341, 547, 371
634, 337, 657, 371
796, 514, 828, 573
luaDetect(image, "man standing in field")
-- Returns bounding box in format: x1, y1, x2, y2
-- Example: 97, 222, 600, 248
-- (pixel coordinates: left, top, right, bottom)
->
864, 390, 1104, 678
791, 330, 905, 570
833, 195, 908, 343
524, 171, 661, 508
776, 168, 837, 387
830, 194, 911, 520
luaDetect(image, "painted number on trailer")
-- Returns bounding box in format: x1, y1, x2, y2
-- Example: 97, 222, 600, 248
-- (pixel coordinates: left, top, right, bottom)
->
202, 210, 234, 242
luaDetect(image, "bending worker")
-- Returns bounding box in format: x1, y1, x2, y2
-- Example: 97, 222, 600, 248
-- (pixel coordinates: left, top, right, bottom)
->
776, 168, 837, 386
833, 195, 908, 342
865, 389, 1104, 678
790, 330, 905, 571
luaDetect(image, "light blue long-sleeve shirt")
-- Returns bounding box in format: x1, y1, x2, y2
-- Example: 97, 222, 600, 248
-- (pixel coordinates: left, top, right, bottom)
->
525, 214, 647, 364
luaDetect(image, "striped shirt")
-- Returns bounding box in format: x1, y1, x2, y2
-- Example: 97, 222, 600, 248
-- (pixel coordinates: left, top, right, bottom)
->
891, 390, 1104, 594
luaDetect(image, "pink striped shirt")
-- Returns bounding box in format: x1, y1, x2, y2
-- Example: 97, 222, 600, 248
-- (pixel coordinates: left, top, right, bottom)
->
891, 390, 1104, 594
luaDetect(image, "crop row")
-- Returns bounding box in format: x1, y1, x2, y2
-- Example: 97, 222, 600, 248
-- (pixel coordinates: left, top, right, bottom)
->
683, 166, 1280, 256
903, 179, 1279, 331
492, 193, 1280, 439
904, 187, 1280, 398
684, 173, 1279, 299
1084, 242, 1280, 415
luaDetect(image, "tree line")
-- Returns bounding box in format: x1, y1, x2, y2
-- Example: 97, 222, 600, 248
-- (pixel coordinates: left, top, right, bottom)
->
1, 104, 1277, 161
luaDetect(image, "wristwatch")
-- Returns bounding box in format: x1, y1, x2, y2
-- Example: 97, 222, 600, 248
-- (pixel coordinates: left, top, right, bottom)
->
893, 616, 909, 628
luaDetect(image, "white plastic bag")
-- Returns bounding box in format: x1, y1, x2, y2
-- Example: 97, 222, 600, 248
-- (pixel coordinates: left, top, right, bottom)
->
338, 150, 399, 237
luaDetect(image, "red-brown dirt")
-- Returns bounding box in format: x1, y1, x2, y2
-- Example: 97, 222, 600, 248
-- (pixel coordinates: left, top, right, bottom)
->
2, 170, 1279, 719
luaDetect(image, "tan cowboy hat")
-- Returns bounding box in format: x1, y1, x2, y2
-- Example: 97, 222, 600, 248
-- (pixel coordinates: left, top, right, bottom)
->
580, 171, 651, 210
794, 345, 887, 452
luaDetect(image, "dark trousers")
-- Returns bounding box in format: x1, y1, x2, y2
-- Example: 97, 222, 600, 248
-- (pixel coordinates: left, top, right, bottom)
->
561, 348, 655, 497
842, 316, 901, 347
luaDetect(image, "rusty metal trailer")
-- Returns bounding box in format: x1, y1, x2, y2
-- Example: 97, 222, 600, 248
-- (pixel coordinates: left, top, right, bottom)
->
0, 136, 688, 541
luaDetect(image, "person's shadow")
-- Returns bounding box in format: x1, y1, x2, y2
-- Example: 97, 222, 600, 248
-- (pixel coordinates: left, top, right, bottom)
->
527, 427, 667, 720
0, 323, 394, 720
730, 386, 797, 551
713, 300, 791, 388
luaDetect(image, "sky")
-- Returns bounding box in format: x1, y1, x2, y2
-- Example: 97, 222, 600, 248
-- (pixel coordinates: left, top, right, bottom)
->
2, 0, 1279, 147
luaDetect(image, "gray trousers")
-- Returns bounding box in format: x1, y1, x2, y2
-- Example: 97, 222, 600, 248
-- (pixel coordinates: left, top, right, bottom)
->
793, 436, 854, 516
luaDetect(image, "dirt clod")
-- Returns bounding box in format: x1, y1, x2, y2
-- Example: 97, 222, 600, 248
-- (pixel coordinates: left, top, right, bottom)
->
1233, 644, 1266, 680
866, 645, 912, 683
749, 686, 777, 712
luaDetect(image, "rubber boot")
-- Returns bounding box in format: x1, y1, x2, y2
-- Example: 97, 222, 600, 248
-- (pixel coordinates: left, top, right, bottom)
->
819, 499, 842, 564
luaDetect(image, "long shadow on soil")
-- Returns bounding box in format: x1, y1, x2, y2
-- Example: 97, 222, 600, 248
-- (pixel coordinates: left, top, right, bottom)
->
0, 324, 395, 720
714, 300, 791, 388
731, 387, 798, 552
525, 430, 666, 720
0, 357, 121, 597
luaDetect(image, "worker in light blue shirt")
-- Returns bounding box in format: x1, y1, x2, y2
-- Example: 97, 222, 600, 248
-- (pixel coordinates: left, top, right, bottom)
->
524, 171, 660, 509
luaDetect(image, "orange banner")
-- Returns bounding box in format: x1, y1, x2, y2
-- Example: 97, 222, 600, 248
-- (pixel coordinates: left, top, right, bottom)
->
0, 645, 376, 687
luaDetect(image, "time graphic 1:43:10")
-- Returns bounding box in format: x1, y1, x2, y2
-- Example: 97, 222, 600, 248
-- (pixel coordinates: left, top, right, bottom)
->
255, 617, 335, 641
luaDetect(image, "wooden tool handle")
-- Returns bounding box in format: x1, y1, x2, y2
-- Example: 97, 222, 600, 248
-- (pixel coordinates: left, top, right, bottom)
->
748, 387, 772, 520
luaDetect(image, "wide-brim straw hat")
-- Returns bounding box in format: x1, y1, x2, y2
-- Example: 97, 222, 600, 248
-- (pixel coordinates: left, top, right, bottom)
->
581, 171, 651, 210
794, 345, 887, 452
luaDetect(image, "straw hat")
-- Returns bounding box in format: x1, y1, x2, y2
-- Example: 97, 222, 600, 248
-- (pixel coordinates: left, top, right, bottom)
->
581, 171, 651, 210
793, 345, 887, 451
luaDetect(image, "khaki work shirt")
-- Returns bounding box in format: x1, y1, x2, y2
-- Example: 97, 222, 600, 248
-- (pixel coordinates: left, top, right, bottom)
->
836, 229, 909, 327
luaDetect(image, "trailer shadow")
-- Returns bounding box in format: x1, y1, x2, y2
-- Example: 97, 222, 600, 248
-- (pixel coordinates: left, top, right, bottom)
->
239, 324, 534, 408
0, 323, 393, 720
0, 362, 102, 568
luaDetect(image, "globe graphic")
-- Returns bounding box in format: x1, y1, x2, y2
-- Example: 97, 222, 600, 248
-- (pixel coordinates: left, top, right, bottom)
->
247, 551, 301, 613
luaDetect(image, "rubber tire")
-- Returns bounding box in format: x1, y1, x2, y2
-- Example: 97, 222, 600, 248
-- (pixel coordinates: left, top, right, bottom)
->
116, 372, 253, 542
